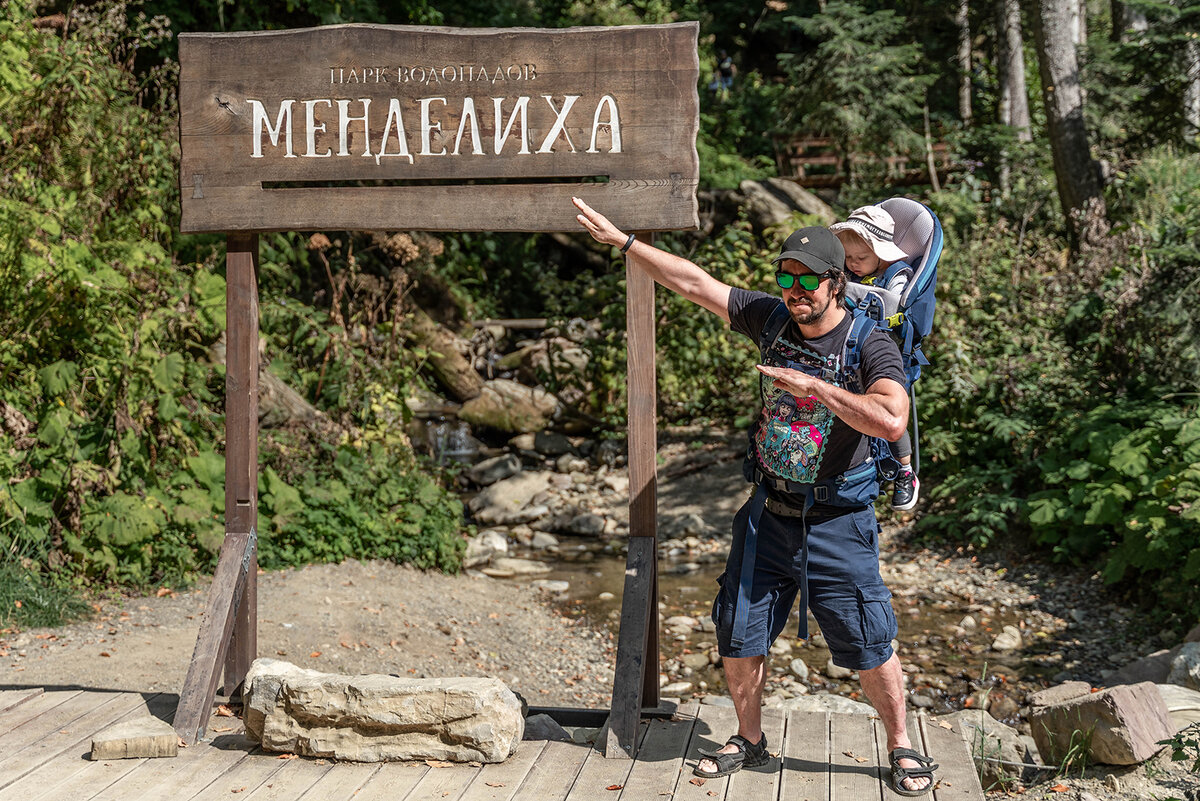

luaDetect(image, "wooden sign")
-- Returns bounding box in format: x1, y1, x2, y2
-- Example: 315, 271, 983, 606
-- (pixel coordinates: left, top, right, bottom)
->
178, 23, 699, 233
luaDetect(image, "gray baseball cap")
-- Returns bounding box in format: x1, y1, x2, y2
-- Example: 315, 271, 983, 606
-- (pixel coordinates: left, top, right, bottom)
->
771, 226, 845, 274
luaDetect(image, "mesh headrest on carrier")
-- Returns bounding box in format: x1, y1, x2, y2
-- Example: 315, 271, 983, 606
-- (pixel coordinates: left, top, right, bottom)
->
879, 197, 937, 307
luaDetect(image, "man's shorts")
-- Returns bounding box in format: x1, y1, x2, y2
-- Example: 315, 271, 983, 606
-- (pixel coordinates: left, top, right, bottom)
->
711, 499, 898, 671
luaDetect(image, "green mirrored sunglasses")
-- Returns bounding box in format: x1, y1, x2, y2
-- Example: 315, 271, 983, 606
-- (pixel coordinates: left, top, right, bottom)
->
774, 271, 827, 291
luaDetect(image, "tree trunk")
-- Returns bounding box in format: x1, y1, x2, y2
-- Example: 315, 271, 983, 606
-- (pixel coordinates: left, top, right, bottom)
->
958, 0, 974, 124
1030, 0, 1109, 249
1069, 0, 1087, 45
1110, 1, 1148, 41
998, 0, 1033, 141
403, 306, 485, 402
1186, 36, 1200, 140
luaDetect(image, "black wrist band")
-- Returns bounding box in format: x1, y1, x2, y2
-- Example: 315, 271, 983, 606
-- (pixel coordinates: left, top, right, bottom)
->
619, 233, 636, 253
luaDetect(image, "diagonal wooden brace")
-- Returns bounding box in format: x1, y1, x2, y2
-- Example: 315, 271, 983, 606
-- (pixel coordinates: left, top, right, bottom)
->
173, 529, 258, 745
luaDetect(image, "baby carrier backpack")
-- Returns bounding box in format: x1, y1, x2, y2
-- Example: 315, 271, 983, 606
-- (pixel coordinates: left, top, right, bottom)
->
843, 197, 943, 475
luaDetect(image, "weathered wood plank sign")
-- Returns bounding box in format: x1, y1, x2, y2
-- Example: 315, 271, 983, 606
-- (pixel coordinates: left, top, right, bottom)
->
178, 23, 699, 233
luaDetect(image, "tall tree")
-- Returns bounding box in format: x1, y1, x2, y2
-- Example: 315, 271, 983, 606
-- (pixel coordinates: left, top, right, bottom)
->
1030, 0, 1108, 248
998, 0, 1032, 140
958, 0, 974, 123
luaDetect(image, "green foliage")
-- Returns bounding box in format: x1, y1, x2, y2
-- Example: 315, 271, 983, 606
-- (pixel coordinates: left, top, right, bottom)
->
0, 3, 465, 610
776, 2, 935, 185
1160, 722, 1200, 773
0, 562, 90, 629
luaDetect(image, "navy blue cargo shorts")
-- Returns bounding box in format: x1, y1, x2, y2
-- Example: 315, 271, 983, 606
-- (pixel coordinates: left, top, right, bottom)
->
711, 498, 898, 671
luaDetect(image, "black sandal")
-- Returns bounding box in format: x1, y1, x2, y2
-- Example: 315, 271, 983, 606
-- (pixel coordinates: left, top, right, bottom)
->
693, 733, 769, 778
888, 747, 938, 797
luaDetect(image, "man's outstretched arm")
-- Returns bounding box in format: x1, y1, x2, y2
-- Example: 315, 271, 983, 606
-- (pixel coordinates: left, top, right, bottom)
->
573, 197, 733, 324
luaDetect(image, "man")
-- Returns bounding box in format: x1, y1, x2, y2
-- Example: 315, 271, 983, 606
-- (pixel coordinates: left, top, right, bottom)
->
572, 197, 936, 796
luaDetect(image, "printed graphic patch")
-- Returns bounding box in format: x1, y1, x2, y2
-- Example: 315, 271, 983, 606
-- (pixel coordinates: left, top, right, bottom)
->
755, 335, 841, 484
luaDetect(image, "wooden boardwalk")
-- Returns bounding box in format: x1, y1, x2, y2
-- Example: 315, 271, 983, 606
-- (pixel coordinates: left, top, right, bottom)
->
0, 687, 984, 801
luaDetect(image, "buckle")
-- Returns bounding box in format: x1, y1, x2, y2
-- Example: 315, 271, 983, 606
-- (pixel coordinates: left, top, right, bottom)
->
885, 312, 905, 328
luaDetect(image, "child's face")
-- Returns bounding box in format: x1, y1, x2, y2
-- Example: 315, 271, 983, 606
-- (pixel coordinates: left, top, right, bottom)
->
842, 238, 883, 278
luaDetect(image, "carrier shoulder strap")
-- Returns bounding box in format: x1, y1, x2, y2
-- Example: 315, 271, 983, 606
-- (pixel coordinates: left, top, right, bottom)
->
758, 302, 792, 358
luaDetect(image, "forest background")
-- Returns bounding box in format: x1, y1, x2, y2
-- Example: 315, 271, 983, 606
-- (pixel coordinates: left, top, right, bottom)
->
1, 0, 1198, 641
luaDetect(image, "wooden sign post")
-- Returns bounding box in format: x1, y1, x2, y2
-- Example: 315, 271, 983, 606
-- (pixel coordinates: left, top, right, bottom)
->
175, 22, 699, 758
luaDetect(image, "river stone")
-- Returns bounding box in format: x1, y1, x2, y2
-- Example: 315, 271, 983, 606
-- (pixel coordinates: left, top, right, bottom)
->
681, 653, 710, 670
1157, 684, 1200, 730
1107, 647, 1178, 686
1168, 642, 1200, 690
523, 713, 571, 742
661, 681, 693, 696
941, 709, 1031, 791
1029, 681, 1172, 765
665, 616, 700, 631
243, 659, 523, 763
565, 512, 606, 537
530, 579, 569, 594
463, 529, 509, 568
825, 659, 853, 680
556, 454, 589, 473
661, 513, 715, 539
466, 454, 521, 486
530, 531, 559, 550
481, 557, 552, 577
458, 379, 558, 433
767, 693, 875, 715
992, 625, 1023, 652
468, 471, 553, 523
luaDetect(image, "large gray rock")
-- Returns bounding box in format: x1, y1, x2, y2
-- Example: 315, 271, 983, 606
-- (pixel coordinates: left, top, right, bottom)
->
763, 178, 837, 225
458, 379, 559, 433
738, 180, 794, 228
1168, 642, 1200, 690
463, 529, 509, 568
1106, 647, 1178, 686
244, 659, 523, 763
468, 471, 553, 525
941, 709, 1031, 790
1028, 681, 1172, 765
1157, 684, 1200, 731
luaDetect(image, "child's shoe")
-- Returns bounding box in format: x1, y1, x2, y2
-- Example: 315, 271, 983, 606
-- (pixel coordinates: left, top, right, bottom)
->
892, 468, 919, 511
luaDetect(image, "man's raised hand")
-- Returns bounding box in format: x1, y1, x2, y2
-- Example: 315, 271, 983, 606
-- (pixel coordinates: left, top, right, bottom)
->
573, 196, 626, 249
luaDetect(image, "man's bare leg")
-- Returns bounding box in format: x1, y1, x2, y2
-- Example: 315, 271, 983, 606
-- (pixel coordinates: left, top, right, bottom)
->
695, 655, 766, 774
858, 653, 931, 793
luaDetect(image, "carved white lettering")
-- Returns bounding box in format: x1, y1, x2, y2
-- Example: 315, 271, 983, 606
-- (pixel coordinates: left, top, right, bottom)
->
336, 98, 372, 157
375, 98, 414, 165
249, 99, 296, 158
419, 97, 447, 156
453, 97, 484, 155
586, 94, 622, 154
492, 96, 531, 154
303, 99, 333, 158
537, 95, 579, 154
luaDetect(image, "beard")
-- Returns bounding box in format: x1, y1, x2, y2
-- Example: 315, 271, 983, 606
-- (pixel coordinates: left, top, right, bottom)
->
790, 292, 833, 325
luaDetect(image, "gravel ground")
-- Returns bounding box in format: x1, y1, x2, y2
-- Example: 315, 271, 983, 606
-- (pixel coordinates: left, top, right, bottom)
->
0, 559, 615, 708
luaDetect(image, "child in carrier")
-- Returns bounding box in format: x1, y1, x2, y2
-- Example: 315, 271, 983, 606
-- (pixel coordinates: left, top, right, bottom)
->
830, 206, 919, 511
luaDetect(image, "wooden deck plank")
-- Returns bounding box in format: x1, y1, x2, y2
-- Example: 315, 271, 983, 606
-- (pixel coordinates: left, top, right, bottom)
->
508, 740, 590, 800
0, 689, 83, 738
779, 709, 831, 801
177, 748, 285, 800
0, 693, 175, 801
673, 702, 738, 801
237, 757, 333, 801
724, 705, 785, 800
350, 762, 429, 801
293, 760, 379, 800
919, 714, 985, 801
0, 690, 108, 754
83, 736, 252, 801
399, 761, 480, 801
618, 701, 698, 800
0, 691, 155, 790
564, 724, 646, 801
462, 740, 548, 801
0, 688, 43, 715
829, 712, 883, 801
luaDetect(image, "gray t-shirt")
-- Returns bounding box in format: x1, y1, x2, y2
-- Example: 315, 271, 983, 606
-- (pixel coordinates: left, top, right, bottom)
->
728, 288, 905, 485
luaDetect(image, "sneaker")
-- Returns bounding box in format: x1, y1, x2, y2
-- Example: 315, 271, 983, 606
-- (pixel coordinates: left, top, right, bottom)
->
892, 470, 920, 511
